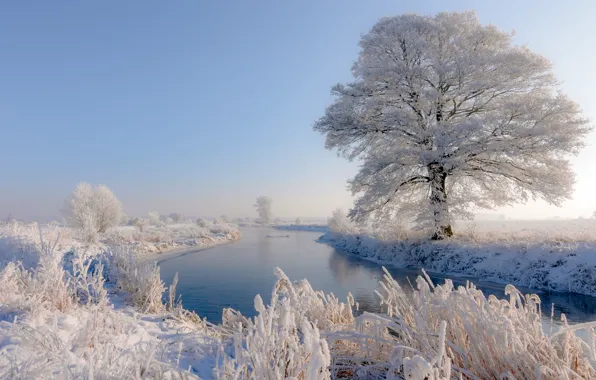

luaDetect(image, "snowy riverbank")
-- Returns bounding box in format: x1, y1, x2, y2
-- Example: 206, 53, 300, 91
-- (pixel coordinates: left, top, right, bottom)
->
105, 223, 241, 258
320, 230, 596, 297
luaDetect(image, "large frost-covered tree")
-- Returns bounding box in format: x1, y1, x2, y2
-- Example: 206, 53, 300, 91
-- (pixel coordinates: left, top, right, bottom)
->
315, 12, 590, 239
254, 196, 273, 224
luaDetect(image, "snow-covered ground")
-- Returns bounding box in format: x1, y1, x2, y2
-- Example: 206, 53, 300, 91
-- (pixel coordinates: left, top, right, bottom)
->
321, 219, 596, 297
1, 220, 596, 378
0, 221, 242, 378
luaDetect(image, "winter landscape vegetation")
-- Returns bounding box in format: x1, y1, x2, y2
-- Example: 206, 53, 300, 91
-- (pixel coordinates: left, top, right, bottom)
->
3, 2, 596, 379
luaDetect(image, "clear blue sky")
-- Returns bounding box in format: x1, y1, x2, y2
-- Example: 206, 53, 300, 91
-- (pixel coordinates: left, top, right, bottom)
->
1, 0, 595, 220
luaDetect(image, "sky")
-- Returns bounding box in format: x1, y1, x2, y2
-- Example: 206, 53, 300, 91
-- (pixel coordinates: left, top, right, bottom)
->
1, 0, 595, 221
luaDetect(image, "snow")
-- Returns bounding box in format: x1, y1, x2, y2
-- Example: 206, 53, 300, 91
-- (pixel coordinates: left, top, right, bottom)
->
0, 221, 239, 378
320, 219, 596, 297
1, 219, 596, 378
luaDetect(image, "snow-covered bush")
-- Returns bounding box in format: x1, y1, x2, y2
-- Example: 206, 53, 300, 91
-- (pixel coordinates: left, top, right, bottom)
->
62, 183, 123, 239
328, 209, 357, 235
0, 224, 104, 315
0, 222, 45, 270
105, 244, 166, 313
196, 218, 208, 228
216, 268, 331, 379
29, 231, 75, 313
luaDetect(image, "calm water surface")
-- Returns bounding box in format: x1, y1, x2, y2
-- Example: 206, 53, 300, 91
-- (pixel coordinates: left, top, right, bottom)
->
159, 228, 596, 324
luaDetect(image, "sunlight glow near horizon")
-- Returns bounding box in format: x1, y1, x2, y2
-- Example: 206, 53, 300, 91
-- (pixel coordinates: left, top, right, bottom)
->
1, 1, 595, 221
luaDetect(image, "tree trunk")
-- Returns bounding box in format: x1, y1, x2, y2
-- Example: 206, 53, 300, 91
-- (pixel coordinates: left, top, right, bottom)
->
428, 163, 453, 240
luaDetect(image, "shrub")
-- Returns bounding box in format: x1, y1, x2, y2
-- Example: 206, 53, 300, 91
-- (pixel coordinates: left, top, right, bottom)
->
105, 244, 166, 313
216, 268, 331, 379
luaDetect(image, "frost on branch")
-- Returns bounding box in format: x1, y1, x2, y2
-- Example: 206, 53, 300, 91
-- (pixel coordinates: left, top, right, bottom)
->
314, 11, 591, 239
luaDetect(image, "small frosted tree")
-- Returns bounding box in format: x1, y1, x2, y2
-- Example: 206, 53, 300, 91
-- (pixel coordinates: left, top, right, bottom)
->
254, 196, 273, 224
169, 213, 185, 224
315, 11, 591, 239
295, 217, 302, 225
63, 182, 123, 236
148, 211, 160, 225
134, 218, 148, 232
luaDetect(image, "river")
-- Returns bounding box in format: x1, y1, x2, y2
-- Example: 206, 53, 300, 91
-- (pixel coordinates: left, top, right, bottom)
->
159, 228, 596, 324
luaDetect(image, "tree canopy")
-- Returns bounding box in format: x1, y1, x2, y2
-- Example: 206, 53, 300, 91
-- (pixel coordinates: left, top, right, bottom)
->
315, 11, 591, 239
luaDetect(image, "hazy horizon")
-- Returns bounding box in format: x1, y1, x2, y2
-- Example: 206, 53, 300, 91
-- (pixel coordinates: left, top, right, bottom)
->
2, 1, 596, 221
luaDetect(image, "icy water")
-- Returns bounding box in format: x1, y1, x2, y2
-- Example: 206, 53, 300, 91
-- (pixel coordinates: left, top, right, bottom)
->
159, 228, 596, 324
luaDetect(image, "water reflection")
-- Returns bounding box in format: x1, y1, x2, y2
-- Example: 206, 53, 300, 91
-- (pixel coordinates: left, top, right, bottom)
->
159, 228, 596, 324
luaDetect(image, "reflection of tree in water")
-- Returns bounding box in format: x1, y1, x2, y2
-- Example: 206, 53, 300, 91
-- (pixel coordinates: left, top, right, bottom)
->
294, 230, 306, 247
256, 228, 273, 262
327, 249, 375, 286
328, 249, 419, 290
